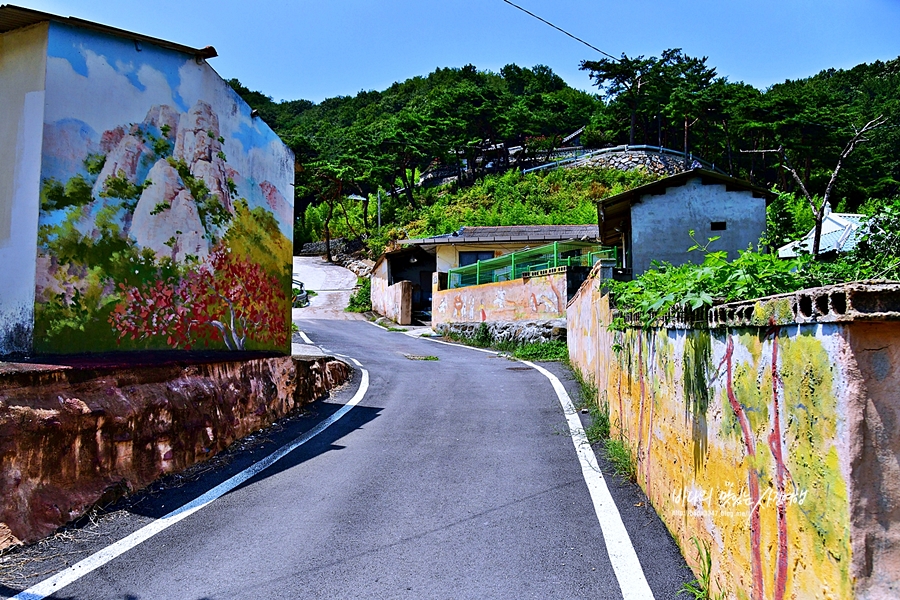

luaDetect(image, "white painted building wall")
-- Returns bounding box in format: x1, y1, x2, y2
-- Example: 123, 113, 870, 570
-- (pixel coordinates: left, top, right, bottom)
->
0, 23, 48, 354
630, 177, 765, 276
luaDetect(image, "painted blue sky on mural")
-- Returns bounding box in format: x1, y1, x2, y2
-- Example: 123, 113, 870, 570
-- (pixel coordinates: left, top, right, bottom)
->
40, 22, 294, 234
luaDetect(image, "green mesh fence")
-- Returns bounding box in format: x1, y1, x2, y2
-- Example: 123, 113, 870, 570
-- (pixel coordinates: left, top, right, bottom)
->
447, 241, 615, 289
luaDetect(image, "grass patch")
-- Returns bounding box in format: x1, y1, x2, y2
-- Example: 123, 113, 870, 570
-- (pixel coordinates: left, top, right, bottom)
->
679, 537, 725, 599
388, 327, 408, 332
571, 367, 610, 443
605, 438, 636, 482
510, 341, 568, 361
404, 354, 439, 361
346, 277, 371, 312
583, 400, 610, 444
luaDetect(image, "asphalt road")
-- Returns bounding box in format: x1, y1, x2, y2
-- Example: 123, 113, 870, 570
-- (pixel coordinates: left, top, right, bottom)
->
292, 256, 364, 321
2, 320, 692, 599
2, 257, 691, 599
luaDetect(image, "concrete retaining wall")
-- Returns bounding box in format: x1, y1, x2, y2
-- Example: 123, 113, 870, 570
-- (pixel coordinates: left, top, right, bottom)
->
0, 354, 350, 549
567, 274, 900, 599
579, 149, 692, 176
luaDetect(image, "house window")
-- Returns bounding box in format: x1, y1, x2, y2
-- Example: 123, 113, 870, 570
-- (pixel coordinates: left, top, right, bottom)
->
711, 221, 727, 231
458, 251, 495, 267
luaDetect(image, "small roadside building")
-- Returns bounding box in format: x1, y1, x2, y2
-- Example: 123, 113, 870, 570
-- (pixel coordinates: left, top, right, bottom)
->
596, 169, 773, 278
371, 225, 599, 325
0, 5, 294, 356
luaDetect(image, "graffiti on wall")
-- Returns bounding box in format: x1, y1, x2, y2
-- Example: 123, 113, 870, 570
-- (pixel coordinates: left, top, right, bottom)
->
432, 273, 566, 325
34, 24, 293, 353
567, 282, 856, 599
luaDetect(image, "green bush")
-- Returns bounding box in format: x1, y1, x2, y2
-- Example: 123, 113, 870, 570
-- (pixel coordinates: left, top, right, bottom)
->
346, 277, 372, 312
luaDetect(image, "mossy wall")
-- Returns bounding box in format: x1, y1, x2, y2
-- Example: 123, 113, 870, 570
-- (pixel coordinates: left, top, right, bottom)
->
567, 274, 900, 599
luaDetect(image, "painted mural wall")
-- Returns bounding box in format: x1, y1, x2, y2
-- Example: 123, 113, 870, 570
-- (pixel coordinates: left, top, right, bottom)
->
32, 22, 294, 354
0, 23, 47, 355
567, 275, 900, 599
432, 272, 567, 325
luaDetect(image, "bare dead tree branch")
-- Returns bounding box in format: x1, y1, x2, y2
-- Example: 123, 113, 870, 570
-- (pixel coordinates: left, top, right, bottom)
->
741, 115, 887, 255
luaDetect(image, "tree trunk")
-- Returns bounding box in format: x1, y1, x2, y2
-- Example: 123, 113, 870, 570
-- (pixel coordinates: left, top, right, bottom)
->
812, 209, 825, 255
723, 120, 734, 175
323, 201, 333, 263
629, 108, 636, 146
399, 168, 417, 209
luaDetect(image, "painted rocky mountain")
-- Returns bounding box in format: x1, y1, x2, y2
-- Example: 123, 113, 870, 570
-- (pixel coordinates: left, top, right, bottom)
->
35, 102, 293, 353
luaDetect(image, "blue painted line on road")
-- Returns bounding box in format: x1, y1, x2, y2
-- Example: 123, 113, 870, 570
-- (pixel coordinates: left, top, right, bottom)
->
5, 368, 370, 600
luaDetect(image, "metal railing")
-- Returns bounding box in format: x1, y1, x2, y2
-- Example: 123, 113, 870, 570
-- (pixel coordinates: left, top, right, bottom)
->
521, 145, 724, 175
447, 241, 616, 289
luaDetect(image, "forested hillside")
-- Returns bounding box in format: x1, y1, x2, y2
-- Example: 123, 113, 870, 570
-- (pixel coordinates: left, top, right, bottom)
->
229, 52, 900, 252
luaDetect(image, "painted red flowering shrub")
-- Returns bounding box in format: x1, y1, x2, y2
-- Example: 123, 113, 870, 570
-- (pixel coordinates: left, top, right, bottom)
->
109, 246, 288, 350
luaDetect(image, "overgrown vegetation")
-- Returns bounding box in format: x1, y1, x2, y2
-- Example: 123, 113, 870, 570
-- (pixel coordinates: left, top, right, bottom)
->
607, 195, 900, 326
345, 277, 372, 312
604, 439, 637, 482
444, 323, 568, 361
304, 166, 654, 256
230, 54, 900, 255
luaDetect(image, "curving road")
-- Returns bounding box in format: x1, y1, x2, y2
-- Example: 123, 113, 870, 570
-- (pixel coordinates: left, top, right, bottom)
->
0, 259, 691, 600
293, 256, 365, 321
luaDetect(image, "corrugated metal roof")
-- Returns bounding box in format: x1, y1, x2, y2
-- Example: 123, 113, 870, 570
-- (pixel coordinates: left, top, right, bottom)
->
778, 213, 866, 257
0, 4, 217, 59
403, 224, 599, 246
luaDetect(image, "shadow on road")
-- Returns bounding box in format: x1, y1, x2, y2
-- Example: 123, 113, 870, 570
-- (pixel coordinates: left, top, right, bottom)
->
0, 378, 381, 599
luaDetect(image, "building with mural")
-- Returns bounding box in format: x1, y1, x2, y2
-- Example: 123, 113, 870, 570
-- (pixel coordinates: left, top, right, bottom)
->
0, 6, 294, 356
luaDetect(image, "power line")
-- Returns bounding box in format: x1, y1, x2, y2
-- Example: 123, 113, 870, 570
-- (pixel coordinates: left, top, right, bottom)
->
500, 0, 619, 61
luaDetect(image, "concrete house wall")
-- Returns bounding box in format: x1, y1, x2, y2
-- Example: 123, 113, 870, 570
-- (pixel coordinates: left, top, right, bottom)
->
435, 243, 525, 272
0, 18, 295, 356
630, 177, 765, 275
371, 256, 412, 325
0, 23, 48, 354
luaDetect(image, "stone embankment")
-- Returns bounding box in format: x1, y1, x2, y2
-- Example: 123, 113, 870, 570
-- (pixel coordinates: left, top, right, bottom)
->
576, 149, 701, 176
434, 319, 567, 344
0, 354, 350, 549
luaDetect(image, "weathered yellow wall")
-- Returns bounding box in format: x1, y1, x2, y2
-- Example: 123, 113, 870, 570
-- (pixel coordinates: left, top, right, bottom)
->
567, 274, 900, 599
432, 272, 567, 325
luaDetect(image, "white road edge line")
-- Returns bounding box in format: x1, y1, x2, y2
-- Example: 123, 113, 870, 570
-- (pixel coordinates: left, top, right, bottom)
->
420, 337, 654, 599
6, 368, 371, 600
298, 331, 313, 344
522, 360, 655, 600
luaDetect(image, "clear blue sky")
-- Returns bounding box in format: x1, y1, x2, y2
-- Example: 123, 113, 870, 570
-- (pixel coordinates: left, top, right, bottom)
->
14, 0, 900, 103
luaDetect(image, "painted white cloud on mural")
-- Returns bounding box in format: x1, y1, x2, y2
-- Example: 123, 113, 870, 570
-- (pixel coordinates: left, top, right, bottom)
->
45, 50, 174, 134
